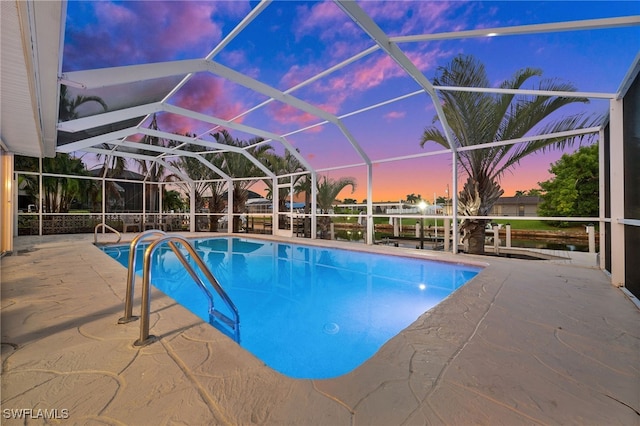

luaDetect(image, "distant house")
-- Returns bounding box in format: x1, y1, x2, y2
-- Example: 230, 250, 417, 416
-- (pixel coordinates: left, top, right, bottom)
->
490, 196, 541, 217
88, 168, 146, 212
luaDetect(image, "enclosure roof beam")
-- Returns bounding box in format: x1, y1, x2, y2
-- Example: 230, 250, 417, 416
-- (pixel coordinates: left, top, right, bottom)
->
59, 59, 208, 90
203, 60, 372, 165
59, 57, 370, 167
56, 128, 138, 153
162, 104, 314, 173
58, 102, 315, 177
335, 0, 458, 155
206, 0, 271, 60
434, 85, 616, 100
391, 16, 640, 43
139, 128, 275, 179
115, 141, 231, 180
57, 103, 161, 133
208, 44, 380, 133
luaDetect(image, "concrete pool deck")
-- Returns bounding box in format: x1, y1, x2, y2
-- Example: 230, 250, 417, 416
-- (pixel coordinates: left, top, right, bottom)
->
1, 233, 638, 425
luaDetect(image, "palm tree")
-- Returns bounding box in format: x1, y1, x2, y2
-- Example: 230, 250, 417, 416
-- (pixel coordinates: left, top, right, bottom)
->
316, 176, 356, 239
263, 149, 306, 231
58, 85, 108, 122
421, 54, 597, 254
213, 130, 273, 232
58, 84, 118, 212
135, 114, 179, 213
163, 189, 185, 212
41, 154, 88, 213
169, 140, 227, 231
406, 193, 420, 204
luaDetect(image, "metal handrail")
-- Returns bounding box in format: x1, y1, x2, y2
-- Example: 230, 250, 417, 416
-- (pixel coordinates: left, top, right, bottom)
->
118, 230, 167, 324
94, 223, 121, 244
134, 235, 240, 347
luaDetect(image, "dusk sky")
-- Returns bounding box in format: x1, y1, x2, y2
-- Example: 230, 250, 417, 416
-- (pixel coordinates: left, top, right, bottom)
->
63, 1, 640, 203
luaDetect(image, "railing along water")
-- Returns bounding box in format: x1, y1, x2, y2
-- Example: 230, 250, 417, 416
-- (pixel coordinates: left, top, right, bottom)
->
118, 230, 167, 324
94, 223, 122, 244
134, 235, 240, 347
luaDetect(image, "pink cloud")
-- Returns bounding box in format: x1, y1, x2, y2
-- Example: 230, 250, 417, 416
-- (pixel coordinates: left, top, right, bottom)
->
280, 64, 323, 89
384, 111, 406, 120
148, 75, 247, 135
294, 1, 357, 41
66, 1, 250, 70
94, 2, 137, 24
361, 2, 466, 36
267, 103, 322, 131
221, 49, 248, 67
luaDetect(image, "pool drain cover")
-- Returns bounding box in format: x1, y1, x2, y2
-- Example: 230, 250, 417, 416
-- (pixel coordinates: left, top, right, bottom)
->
323, 323, 339, 334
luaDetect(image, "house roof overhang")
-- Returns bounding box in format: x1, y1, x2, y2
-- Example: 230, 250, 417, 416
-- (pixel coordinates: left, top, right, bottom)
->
1, 0, 63, 157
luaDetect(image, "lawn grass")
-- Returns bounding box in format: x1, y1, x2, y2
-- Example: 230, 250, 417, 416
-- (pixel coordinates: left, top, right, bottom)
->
491, 219, 588, 231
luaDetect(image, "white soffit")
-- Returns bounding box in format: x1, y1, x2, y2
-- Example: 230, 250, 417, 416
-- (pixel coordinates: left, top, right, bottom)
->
1, 1, 62, 157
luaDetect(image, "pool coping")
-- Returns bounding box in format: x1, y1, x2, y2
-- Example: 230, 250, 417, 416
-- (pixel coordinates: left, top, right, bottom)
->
2, 232, 639, 425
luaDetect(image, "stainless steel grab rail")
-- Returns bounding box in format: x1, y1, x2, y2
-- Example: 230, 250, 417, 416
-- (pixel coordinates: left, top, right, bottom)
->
134, 235, 240, 347
94, 223, 121, 244
118, 230, 167, 324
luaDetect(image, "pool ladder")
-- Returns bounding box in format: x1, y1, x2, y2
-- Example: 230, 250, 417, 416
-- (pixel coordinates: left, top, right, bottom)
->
118, 230, 240, 347
94, 223, 122, 244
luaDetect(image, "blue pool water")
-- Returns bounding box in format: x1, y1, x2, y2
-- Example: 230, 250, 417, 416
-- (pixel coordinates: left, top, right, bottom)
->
102, 237, 481, 379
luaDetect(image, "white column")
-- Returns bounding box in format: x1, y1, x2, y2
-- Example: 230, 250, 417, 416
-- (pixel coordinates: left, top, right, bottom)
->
189, 184, 196, 232
444, 218, 450, 251
366, 164, 373, 245
587, 225, 596, 254
609, 98, 625, 287
598, 128, 606, 269
451, 151, 459, 254
310, 172, 317, 239
1, 152, 14, 254
272, 177, 278, 236
227, 180, 233, 233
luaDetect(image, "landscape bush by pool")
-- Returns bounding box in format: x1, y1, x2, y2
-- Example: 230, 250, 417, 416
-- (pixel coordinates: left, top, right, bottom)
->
102, 237, 481, 379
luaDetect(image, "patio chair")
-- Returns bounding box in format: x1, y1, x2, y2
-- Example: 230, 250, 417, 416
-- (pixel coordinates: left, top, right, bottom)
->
122, 216, 141, 232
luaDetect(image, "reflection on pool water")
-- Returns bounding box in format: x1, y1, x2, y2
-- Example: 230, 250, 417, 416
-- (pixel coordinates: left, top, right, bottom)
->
102, 237, 481, 379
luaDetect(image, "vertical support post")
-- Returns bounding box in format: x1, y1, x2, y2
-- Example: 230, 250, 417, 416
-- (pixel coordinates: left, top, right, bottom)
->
0, 151, 14, 254
587, 225, 596, 254
444, 218, 450, 251
493, 225, 500, 254
506, 224, 512, 248
609, 98, 625, 287
272, 176, 278, 235
310, 172, 317, 239
158, 182, 163, 226
189, 184, 196, 232
101, 174, 106, 229
38, 157, 43, 236
227, 179, 233, 232
598, 128, 606, 269
451, 151, 459, 254
366, 164, 373, 245
142, 181, 147, 228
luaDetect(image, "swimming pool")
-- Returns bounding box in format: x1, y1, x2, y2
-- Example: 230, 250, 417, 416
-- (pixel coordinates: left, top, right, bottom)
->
102, 237, 481, 379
